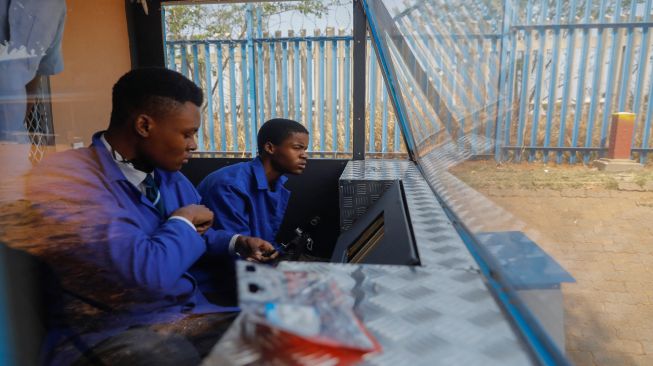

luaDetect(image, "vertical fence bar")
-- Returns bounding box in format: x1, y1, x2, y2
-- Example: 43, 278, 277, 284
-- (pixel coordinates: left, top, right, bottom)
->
555, 0, 579, 163
516, 0, 534, 162
257, 38, 265, 124
486, 38, 498, 145
543, 0, 563, 163
229, 43, 239, 151
191, 44, 203, 150
216, 43, 227, 151
167, 44, 175, 70
394, 118, 401, 152
381, 82, 389, 153
582, 0, 609, 163
565, 0, 592, 164
331, 38, 338, 152
617, 0, 638, 111
502, 7, 519, 161
247, 5, 258, 155
528, 0, 548, 162
368, 50, 378, 153
180, 44, 188, 77
344, 39, 352, 152
241, 43, 250, 153
257, 8, 265, 126
318, 38, 326, 151
191, 44, 201, 86
294, 40, 301, 122
442, 51, 454, 137
282, 40, 289, 118
642, 71, 653, 163
204, 43, 215, 151
598, 0, 624, 152
632, 1, 652, 150
306, 39, 314, 151
270, 41, 277, 118
454, 55, 463, 142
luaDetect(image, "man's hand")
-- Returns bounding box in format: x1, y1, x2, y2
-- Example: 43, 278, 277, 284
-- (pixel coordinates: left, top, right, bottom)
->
171, 204, 214, 234
235, 235, 279, 263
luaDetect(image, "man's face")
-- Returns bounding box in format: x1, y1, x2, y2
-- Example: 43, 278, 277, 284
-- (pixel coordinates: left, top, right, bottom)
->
268, 132, 309, 175
139, 101, 200, 172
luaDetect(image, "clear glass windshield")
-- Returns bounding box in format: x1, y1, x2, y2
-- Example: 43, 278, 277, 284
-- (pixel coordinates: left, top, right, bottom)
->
365, 0, 653, 364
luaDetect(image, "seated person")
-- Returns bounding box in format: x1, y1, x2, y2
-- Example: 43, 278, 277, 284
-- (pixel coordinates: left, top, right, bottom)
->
197, 118, 309, 250
6, 67, 277, 365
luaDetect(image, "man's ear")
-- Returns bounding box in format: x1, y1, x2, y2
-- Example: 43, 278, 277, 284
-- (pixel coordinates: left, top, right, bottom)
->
264, 141, 275, 155
134, 114, 154, 138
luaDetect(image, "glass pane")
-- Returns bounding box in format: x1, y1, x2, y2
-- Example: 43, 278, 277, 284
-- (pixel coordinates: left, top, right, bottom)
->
366, 0, 653, 364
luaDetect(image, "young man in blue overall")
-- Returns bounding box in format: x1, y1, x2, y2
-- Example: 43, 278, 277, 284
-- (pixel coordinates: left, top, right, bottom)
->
197, 118, 309, 252
19, 67, 277, 365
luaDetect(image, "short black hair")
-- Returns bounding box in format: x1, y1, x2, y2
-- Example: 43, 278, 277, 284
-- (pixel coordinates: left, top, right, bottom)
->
109, 67, 203, 128
257, 118, 309, 154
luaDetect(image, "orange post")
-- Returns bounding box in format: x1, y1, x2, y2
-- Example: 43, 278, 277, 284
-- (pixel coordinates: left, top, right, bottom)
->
607, 112, 635, 159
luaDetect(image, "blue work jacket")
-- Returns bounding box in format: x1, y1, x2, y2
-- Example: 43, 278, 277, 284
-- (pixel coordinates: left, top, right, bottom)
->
24, 132, 236, 364
197, 157, 291, 248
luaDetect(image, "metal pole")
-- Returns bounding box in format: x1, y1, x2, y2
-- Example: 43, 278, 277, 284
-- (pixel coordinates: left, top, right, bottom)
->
352, 0, 366, 160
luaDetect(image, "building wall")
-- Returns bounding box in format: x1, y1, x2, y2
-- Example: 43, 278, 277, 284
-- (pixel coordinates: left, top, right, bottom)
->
50, 0, 132, 149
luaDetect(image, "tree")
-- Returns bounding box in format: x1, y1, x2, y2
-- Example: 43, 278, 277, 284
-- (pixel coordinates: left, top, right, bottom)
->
165, 1, 347, 41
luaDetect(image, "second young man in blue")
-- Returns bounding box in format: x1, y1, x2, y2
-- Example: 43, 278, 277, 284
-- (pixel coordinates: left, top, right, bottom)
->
198, 119, 309, 249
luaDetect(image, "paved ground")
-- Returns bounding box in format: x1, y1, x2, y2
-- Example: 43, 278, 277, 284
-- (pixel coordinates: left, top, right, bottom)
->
451, 161, 653, 366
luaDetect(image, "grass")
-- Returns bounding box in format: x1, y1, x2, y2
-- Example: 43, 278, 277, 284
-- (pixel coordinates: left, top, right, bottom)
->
449, 160, 653, 191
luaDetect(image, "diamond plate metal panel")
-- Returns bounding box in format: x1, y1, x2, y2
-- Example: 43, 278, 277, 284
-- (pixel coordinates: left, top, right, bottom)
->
339, 160, 477, 270
417, 152, 526, 235
202, 262, 533, 366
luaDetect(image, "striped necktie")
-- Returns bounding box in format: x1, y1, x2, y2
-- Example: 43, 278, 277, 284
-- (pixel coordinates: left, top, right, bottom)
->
143, 174, 165, 215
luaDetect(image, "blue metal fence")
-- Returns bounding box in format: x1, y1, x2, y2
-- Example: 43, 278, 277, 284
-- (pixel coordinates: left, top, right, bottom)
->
164, 0, 653, 163
165, 32, 405, 156
498, 0, 653, 164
